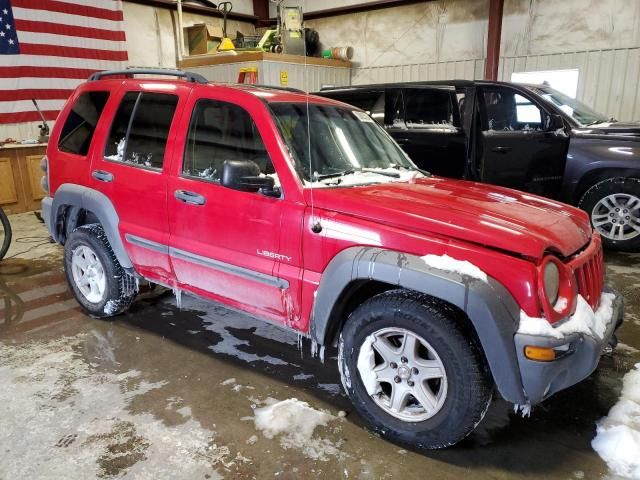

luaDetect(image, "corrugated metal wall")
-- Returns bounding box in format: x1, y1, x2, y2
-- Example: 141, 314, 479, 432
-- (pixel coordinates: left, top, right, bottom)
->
352, 47, 640, 122
499, 48, 640, 122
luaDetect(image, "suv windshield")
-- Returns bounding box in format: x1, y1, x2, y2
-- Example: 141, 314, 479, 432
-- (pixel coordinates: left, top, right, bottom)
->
525, 85, 610, 126
270, 102, 423, 186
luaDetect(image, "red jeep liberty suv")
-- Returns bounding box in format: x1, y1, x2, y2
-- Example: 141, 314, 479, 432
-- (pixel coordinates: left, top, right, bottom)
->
41, 69, 623, 449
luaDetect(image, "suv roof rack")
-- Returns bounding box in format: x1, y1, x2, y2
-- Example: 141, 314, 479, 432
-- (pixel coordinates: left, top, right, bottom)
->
88, 68, 208, 84
244, 84, 305, 94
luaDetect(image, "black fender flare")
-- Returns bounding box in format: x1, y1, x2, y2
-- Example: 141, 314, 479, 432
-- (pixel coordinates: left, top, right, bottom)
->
47, 184, 133, 270
310, 246, 525, 404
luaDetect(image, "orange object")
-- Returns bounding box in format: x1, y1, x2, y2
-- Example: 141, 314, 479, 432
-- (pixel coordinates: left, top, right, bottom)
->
524, 345, 556, 362
238, 67, 258, 84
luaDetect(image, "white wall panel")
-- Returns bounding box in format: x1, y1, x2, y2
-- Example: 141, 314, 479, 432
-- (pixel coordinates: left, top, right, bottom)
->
500, 48, 640, 121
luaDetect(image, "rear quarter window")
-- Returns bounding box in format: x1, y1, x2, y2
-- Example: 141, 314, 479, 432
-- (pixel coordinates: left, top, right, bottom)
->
58, 91, 110, 156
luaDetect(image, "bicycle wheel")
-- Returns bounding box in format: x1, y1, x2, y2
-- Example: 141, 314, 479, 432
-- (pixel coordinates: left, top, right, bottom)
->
0, 207, 12, 261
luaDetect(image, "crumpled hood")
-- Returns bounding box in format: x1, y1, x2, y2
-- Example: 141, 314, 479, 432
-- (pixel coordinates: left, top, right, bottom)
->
310, 177, 592, 259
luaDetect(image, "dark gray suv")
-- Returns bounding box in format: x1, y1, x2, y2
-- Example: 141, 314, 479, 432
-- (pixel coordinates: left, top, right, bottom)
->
318, 80, 640, 251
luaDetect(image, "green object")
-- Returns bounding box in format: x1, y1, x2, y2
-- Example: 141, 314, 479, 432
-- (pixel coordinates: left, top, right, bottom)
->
322, 49, 334, 59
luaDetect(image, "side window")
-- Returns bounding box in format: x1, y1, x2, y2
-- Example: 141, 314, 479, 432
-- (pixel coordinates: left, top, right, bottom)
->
58, 91, 109, 156
402, 89, 457, 129
183, 99, 273, 183
104, 92, 179, 169
482, 88, 544, 132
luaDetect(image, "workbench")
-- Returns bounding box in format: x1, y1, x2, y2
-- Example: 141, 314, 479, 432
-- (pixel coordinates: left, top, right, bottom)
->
0, 143, 47, 214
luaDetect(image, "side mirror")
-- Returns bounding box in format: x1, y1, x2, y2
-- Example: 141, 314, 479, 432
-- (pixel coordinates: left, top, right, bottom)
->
220, 160, 280, 197
545, 114, 565, 131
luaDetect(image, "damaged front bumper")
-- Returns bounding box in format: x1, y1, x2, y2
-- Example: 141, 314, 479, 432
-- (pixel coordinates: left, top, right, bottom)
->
514, 286, 624, 405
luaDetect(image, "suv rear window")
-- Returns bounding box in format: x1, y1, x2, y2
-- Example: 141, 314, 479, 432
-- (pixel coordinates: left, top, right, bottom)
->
58, 91, 109, 156
104, 92, 179, 170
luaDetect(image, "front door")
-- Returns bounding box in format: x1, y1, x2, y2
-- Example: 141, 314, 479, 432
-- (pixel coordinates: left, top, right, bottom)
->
477, 85, 569, 197
91, 88, 182, 284
167, 94, 288, 323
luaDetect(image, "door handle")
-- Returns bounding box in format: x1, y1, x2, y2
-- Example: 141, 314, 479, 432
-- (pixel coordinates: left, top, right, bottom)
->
174, 189, 206, 206
395, 137, 410, 144
92, 170, 114, 182
491, 146, 512, 153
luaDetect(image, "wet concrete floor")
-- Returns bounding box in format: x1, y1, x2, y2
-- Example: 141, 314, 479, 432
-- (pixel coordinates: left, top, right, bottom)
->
1, 212, 639, 479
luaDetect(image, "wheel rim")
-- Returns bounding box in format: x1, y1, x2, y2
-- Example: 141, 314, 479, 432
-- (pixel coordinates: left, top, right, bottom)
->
71, 245, 106, 304
360, 327, 448, 422
591, 193, 640, 241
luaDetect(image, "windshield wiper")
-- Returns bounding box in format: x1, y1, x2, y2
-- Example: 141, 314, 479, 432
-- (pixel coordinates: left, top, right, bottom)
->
360, 168, 400, 178
313, 169, 356, 180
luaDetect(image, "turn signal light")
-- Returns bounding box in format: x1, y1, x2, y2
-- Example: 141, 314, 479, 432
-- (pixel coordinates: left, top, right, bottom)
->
524, 345, 556, 362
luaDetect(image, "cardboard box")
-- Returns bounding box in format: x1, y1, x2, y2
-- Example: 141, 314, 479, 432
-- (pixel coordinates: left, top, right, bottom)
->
184, 24, 223, 55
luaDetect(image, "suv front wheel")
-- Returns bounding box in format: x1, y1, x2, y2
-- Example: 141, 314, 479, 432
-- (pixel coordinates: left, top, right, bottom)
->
579, 177, 640, 251
64, 224, 137, 318
338, 290, 492, 449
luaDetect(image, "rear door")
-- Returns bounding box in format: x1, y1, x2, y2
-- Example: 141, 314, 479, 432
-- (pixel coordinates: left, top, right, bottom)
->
384, 87, 467, 178
477, 85, 569, 197
167, 92, 288, 324
91, 86, 183, 284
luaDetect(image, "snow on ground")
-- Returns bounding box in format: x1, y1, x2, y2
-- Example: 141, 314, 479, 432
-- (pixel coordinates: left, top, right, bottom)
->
252, 398, 344, 461
592, 363, 640, 479
421, 254, 488, 283
518, 292, 616, 340
0, 335, 231, 479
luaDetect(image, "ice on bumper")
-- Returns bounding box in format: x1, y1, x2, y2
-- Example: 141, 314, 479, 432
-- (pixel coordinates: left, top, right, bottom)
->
518, 292, 616, 340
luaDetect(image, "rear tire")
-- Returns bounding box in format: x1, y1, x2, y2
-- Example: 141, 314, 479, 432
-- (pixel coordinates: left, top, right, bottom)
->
0, 207, 12, 261
64, 224, 137, 318
579, 177, 640, 252
338, 290, 492, 449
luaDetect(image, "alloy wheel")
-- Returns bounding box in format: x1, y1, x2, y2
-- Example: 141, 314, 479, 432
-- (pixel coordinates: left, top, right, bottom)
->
361, 327, 448, 422
591, 193, 640, 241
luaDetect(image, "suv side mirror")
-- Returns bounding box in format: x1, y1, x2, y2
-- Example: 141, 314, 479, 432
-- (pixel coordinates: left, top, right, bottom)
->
545, 114, 564, 131
221, 160, 280, 197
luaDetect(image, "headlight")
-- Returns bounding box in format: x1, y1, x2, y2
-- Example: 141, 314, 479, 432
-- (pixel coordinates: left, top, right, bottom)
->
543, 261, 560, 305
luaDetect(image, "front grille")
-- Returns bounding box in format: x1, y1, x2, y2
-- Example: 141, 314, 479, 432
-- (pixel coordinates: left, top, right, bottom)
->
567, 236, 604, 310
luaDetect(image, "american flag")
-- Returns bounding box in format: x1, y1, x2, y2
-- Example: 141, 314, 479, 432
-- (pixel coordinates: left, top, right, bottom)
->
0, 0, 128, 124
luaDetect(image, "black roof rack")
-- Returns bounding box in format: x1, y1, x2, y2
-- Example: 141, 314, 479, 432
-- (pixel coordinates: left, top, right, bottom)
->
88, 68, 208, 84
245, 84, 306, 94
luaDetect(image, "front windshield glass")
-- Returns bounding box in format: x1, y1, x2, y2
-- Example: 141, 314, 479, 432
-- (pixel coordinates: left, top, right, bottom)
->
525, 85, 609, 126
269, 102, 423, 187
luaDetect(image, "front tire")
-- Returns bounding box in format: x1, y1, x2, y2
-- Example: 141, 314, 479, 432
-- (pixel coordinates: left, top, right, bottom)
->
64, 224, 137, 318
338, 290, 492, 449
579, 177, 640, 252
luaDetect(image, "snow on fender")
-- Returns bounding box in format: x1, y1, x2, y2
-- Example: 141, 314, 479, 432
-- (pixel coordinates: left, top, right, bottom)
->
421, 254, 488, 283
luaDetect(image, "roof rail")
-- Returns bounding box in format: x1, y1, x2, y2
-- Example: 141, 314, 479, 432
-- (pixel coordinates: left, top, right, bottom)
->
88, 69, 208, 84
246, 84, 306, 94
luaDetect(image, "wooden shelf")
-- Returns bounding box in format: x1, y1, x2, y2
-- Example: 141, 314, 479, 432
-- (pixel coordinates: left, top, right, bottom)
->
179, 51, 351, 69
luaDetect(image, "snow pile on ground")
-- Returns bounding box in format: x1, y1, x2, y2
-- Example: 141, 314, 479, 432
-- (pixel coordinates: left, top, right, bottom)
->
0, 335, 232, 479
253, 398, 341, 461
592, 363, 640, 479
518, 292, 616, 340
421, 254, 488, 283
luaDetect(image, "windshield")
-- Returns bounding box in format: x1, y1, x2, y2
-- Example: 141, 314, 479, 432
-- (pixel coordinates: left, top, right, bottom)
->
269, 102, 422, 186
525, 85, 609, 126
